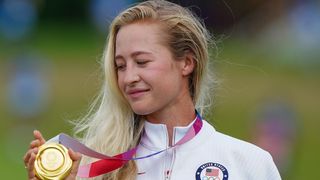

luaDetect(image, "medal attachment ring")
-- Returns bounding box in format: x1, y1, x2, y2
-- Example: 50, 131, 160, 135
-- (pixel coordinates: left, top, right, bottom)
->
34, 143, 72, 180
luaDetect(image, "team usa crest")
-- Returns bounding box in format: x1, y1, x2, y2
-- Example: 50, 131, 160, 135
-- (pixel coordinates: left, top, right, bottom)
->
195, 162, 228, 180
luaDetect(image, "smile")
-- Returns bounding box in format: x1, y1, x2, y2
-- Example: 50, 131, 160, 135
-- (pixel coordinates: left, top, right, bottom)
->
127, 89, 150, 99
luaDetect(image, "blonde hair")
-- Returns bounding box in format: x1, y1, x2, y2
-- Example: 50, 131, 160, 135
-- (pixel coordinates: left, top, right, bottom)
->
74, 0, 214, 179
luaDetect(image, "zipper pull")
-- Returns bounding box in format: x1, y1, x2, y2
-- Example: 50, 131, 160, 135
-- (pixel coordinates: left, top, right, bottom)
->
165, 170, 170, 179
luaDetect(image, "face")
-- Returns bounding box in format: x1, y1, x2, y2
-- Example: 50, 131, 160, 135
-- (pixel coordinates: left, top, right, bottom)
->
115, 22, 191, 117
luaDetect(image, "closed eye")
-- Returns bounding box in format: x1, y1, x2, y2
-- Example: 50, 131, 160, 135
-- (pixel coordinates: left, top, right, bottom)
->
116, 64, 126, 71
136, 60, 150, 66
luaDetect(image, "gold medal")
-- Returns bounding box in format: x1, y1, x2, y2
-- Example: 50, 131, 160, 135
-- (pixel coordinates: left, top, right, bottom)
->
34, 143, 73, 180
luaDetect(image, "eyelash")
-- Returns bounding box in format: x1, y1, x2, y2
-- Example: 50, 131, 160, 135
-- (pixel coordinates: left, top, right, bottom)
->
115, 60, 150, 71
136, 59, 149, 65
116, 64, 125, 71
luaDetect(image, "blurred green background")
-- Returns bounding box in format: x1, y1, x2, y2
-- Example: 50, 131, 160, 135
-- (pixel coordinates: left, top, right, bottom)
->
0, 0, 319, 179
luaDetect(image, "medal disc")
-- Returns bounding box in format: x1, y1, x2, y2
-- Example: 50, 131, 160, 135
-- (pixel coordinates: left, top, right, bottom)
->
34, 143, 72, 180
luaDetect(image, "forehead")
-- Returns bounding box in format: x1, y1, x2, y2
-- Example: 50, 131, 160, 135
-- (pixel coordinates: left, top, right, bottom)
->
115, 22, 167, 55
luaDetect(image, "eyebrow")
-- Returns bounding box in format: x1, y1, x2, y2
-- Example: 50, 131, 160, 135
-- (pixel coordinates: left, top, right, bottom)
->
115, 51, 153, 61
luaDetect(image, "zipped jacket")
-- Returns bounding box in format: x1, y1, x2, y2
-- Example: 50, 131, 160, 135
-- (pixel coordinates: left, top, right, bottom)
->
136, 119, 281, 180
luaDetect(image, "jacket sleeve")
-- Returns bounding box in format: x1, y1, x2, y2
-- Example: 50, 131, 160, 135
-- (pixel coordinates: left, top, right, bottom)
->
247, 150, 282, 180
263, 152, 282, 180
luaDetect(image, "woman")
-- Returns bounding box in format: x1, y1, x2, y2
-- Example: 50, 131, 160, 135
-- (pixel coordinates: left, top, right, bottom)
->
24, 0, 281, 179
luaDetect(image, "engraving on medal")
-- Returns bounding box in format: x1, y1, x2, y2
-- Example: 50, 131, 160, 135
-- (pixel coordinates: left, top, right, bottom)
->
41, 148, 64, 171
34, 143, 72, 180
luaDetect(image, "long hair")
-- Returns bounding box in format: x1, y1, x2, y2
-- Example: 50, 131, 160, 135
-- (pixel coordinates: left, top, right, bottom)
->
74, 0, 215, 179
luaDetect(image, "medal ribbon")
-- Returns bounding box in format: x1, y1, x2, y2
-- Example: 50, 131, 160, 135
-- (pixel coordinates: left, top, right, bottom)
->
47, 111, 203, 178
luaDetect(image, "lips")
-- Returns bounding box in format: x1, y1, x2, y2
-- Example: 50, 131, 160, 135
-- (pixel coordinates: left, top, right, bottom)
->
126, 88, 150, 99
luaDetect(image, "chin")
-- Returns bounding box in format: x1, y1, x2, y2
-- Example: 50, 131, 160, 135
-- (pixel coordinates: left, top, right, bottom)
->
130, 105, 154, 116
132, 108, 152, 116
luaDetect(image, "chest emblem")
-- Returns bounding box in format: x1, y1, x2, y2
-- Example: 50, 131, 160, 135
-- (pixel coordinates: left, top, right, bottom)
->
195, 162, 229, 180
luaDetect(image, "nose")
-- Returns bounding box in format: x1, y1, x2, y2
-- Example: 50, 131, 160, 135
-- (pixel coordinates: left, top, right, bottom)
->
123, 64, 140, 86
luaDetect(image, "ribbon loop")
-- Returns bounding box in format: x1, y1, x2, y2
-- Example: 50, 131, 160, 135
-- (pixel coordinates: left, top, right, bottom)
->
46, 111, 203, 178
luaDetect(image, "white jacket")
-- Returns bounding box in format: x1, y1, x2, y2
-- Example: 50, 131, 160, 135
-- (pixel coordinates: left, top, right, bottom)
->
135, 119, 281, 180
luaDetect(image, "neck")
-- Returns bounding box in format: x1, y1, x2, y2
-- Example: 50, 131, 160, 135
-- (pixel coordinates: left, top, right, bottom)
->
145, 100, 196, 146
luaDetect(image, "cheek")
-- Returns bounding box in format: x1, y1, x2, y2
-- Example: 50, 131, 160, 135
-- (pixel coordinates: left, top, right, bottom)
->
117, 75, 125, 92
146, 62, 175, 78
147, 69, 180, 91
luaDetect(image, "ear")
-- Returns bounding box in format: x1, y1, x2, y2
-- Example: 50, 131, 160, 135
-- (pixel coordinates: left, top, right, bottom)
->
181, 51, 195, 76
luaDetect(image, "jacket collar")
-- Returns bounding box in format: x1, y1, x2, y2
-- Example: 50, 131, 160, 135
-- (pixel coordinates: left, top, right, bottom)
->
140, 117, 197, 150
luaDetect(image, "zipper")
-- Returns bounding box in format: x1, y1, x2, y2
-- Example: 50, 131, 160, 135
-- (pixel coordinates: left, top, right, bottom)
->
164, 128, 177, 180
166, 148, 176, 180
164, 125, 171, 180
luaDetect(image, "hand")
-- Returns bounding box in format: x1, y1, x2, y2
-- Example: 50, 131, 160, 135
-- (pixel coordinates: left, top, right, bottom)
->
23, 130, 45, 180
23, 130, 82, 180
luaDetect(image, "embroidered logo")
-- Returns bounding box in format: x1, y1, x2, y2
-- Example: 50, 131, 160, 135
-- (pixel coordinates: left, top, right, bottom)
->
195, 162, 229, 180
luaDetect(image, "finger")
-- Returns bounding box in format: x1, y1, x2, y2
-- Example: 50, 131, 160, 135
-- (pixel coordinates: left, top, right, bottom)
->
29, 139, 40, 149
23, 148, 34, 166
68, 148, 82, 161
66, 149, 82, 180
27, 151, 37, 179
33, 130, 46, 144
24, 147, 39, 166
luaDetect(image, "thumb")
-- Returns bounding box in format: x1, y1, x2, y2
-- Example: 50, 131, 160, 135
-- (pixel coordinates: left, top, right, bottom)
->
66, 149, 82, 180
